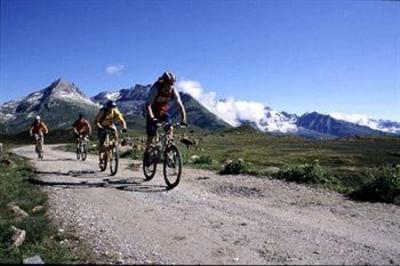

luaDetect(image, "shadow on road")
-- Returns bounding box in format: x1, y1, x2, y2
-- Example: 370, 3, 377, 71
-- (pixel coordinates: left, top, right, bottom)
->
117, 183, 170, 193
39, 158, 76, 162
28, 173, 170, 193
35, 170, 98, 177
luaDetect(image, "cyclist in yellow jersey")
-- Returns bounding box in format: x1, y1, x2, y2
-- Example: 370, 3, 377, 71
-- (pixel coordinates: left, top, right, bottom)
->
95, 100, 127, 155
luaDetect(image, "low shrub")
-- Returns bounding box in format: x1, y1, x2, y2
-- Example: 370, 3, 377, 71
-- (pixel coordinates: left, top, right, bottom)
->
275, 160, 334, 185
351, 164, 400, 205
219, 159, 250, 175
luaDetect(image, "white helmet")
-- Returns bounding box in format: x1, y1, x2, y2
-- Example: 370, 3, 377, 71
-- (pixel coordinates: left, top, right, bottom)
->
35, 115, 41, 121
158, 71, 176, 84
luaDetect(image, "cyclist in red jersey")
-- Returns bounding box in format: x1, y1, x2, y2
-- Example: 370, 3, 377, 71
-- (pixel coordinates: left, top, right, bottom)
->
144, 71, 187, 153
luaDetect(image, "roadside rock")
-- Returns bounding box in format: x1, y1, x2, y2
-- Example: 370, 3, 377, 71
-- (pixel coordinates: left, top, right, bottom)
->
10, 226, 26, 249
189, 155, 200, 163
263, 166, 280, 175
32, 205, 45, 213
58, 228, 65, 236
7, 202, 29, 221
23, 255, 44, 264
1, 159, 13, 166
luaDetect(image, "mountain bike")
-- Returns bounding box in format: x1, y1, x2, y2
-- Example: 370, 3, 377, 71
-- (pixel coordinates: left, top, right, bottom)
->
34, 133, 44, 160
76, 134, 89, 161
98, 128, 120, 176
143, 122, 186, 189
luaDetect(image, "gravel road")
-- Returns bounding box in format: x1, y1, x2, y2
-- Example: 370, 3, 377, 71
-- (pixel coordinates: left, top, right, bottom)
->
12, 145, 400, 265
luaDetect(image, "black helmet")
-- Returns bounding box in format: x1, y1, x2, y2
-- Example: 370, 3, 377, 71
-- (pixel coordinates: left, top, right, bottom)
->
79, 113, 84, 119
158, 71, 176, 84
106, 100, 117, 108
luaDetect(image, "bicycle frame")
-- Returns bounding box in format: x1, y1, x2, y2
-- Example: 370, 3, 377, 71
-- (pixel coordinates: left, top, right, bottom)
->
153, 122, 181, 160
102, 128, 118, 152
34, 134, 42, 148
78, 134, 88, 146
143, 121, 186, 187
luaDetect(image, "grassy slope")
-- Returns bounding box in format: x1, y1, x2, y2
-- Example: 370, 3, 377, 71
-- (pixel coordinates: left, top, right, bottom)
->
179, 126, 400, 193
0, 150, 95, 263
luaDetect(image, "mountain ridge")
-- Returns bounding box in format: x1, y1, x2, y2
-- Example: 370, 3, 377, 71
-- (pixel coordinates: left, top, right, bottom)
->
1, 79, 399, 138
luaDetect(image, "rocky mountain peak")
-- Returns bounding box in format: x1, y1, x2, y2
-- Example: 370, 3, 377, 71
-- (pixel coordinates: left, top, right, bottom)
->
44, 78, 86, 98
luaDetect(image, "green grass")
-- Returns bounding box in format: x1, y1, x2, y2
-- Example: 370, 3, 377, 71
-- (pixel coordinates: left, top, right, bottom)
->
0, 151, 95, 263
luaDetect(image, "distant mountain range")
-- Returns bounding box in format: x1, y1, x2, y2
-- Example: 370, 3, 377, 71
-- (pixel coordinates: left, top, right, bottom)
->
0, 79, 399, 139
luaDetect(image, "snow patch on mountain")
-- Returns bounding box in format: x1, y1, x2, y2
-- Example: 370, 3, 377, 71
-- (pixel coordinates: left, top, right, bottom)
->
260, 108, 298, 133
25, 92, 43, 104
0, 113, 15, 123
330, 112, 400, 133
48, 80, 97, 106
104, 92, 121, 101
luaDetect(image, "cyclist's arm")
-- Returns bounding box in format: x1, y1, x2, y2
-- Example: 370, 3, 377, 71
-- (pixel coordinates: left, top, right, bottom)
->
146, 85, 158, 120
86, 121, 92, 135
173, 88, 187, 123
95, 110, 104, 128
114, 109, 127, 130
72, 121, 79, 135
42, 122, 49, 134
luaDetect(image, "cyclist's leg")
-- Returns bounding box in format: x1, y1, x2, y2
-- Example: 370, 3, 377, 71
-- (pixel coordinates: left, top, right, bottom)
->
76, 134, 80, 150
82, 131, 89, 142
33, 134, 39, 154
97, 128, 106, 157
160, 113, 173, 140
145, 115, 157, 152
40, 132, 45, 152
110, 124, 118, 145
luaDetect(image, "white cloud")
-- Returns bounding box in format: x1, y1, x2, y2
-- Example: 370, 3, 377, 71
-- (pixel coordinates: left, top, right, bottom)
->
177, 80, 216, 111
177, 79, 296, 132
330, 112, 371, 125
105, 64, 126, 76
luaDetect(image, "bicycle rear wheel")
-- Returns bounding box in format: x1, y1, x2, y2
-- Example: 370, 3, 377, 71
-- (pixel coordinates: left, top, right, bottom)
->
143, 146, 158, 181
36, 143, 44, 160
110, 145, 119, 176
163, 145, 182, 189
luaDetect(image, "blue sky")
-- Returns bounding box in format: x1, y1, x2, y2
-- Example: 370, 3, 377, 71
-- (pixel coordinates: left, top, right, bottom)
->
1, 0, 399, 120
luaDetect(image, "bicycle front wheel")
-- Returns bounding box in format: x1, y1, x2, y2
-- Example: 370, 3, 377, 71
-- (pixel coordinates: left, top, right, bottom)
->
37, 143, 44, 160
99, 152, 107, 171
110, 145, 119, 176
76, 144, 81, 160
163, 145, 182, 189
143, 146, 158, 181
81, 144, 87, 161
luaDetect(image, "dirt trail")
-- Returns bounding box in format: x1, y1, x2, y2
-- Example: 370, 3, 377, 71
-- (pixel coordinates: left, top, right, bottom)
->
12, 145, 400, 265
